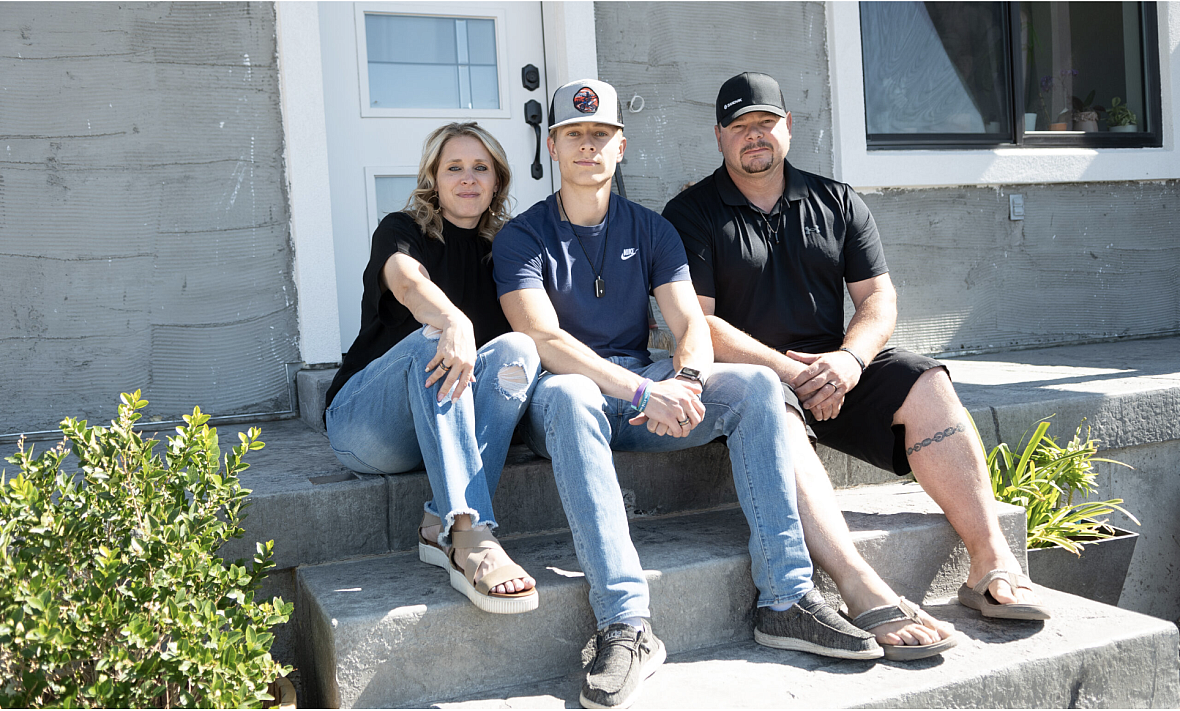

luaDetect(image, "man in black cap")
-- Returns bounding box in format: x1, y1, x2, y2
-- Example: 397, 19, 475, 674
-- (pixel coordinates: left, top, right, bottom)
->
663, 71, 1049, 661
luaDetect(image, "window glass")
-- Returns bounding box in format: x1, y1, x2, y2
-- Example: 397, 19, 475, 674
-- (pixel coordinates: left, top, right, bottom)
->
375, 176, 417, 222
364, 14, 499, 110
861, 2, 1011, 137
1020, 3, 1145, 133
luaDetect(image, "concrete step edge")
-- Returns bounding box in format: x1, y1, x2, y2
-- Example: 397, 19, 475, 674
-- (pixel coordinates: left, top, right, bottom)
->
432, 593, 1180, 709
294, 485, 1029, 708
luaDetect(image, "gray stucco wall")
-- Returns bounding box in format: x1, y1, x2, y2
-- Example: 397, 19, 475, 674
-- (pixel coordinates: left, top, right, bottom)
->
868, 182, 1180, 355
0, 2, 297, 434
594, 2, 1180, 356
594, 1, 833, 209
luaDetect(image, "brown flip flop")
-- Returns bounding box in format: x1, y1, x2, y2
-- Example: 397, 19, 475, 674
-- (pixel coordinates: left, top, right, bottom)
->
843, 597, 960, 661
958, 569, 1051, 620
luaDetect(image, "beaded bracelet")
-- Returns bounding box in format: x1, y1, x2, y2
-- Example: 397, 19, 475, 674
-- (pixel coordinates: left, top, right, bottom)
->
839, 347, 866, 373
631, 378, 653, 410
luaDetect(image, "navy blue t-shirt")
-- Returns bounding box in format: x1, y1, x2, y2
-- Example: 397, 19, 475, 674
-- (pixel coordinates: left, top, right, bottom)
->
493, 192, 691, 363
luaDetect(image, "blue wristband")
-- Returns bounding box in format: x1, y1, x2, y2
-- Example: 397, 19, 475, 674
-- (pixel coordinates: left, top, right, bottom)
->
638, 388, 652, 413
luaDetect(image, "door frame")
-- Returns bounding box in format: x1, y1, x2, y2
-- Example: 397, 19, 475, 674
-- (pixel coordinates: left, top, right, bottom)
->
275, 0, 598, 366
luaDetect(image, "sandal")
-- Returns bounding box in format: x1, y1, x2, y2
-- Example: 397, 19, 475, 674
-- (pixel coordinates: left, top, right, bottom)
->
958, 569, 1051, 620
448, 528, 539, 614
841, 597, 959, 661
417, 511, 449, 570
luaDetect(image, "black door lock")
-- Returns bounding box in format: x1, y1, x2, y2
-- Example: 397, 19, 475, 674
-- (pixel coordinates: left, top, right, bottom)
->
524, 99, 544, 180
522, 64, 540, 91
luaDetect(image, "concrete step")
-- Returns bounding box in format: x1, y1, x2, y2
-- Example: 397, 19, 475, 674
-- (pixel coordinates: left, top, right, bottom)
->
219, 418, 745, 570
435, 592, 1180, 709
293, 483, 1029, 709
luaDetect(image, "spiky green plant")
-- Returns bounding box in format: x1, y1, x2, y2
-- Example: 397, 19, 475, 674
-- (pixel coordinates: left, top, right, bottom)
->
970, 415, 1138, 554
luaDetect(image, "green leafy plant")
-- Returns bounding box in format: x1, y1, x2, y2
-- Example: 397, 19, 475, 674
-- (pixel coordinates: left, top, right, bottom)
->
1106, 97, 1137, 127
1071, 89, 1105, 116
0, 392, 293, 708
970, 414, 1139, 554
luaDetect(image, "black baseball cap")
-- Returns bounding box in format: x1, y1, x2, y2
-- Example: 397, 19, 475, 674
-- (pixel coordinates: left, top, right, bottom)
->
715, 72, 788, 127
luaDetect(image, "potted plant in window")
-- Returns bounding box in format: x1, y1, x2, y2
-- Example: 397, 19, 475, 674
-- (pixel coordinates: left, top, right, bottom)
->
1071, 90, 1104, 132
971, 415, 1140, 605
1106, 97, 1138, 133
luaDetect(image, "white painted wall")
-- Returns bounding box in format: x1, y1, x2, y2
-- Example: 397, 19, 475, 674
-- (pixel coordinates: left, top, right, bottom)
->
275, 1, 342, 365
827, 1, 1180, 190
541, 1, 599, 89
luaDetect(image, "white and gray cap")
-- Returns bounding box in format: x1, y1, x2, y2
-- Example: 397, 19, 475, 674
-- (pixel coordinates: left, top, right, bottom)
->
548, 78, 624, 130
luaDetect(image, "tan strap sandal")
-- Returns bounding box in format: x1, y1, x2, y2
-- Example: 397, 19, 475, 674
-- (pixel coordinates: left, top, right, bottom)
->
957, 569, 1051, 620
417, 511, 449, 570
447, 528, 539, 614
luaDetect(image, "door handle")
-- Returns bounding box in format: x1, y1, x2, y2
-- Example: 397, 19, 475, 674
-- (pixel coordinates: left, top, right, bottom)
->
524, 99, 543, 180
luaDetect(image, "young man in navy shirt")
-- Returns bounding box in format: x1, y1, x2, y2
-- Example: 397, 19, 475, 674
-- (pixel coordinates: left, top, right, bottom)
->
494, 78, 880, 710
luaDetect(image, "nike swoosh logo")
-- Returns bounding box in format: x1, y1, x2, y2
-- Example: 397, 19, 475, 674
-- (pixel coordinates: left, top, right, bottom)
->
621, 249, 638, 260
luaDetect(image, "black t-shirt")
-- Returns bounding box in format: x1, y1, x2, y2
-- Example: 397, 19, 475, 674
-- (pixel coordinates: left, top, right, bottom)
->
325, 212, 510, 410
662, 161, 888, 354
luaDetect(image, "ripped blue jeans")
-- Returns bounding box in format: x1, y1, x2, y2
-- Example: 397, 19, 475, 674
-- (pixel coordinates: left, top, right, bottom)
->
325, 326, 542, 544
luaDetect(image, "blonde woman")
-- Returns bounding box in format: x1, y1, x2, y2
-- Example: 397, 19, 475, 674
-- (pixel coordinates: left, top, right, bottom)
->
324, 123, 541, 613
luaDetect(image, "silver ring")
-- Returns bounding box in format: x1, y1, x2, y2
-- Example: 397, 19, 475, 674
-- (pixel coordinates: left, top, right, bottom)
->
825, 382, 836, 390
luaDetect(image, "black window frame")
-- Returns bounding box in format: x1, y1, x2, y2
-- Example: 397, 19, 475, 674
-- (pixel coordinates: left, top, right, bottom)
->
863, 1, 1163, 150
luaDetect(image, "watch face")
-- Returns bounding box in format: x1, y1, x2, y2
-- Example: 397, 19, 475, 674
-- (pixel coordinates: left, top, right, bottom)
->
677, 368, 701, 382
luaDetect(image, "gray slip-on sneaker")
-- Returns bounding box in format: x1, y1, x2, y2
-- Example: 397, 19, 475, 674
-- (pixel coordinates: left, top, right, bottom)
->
579, 620, 666, 709
755, 589, 884, 660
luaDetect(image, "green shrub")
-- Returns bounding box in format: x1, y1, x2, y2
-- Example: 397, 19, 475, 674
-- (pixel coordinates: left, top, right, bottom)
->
971, 415, 1139, 554
0, 392, 293, 708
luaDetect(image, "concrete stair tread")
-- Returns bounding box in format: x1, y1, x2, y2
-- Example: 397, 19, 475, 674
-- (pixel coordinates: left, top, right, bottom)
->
299, 483, 980, 615
434, 591, 1180, 709
295, 485, 1031, 708
299, 484, 1014, 618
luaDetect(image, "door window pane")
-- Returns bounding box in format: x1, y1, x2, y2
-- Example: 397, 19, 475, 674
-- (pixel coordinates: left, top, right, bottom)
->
861, 2, 1011, 138
375, 176, 417, 222
365, 14, 499, 110
1020, 3, 1145, 133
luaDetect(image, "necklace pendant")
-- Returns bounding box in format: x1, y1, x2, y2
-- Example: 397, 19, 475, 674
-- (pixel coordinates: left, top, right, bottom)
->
594, 276, 606, 298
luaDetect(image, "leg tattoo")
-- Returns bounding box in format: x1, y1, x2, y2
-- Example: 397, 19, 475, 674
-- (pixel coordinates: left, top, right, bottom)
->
906, 422, 966, 456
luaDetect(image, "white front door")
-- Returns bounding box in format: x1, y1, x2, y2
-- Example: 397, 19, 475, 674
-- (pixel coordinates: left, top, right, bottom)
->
319, 1, 553, 352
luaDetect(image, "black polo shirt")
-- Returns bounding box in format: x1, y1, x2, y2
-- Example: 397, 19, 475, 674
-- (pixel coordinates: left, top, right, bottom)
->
662, 160, 888, 354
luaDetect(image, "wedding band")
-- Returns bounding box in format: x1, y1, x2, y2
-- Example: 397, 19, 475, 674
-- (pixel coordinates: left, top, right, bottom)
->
825, 382, 836, 390
677, 418, 690, 426
439, 364, 451, 372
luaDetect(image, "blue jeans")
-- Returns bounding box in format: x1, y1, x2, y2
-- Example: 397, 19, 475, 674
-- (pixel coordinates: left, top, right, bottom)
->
326, 327, 542, 544
525, 356, 813, 627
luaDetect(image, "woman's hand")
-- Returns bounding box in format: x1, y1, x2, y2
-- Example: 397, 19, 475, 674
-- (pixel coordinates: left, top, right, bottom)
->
424, 314, 477, 402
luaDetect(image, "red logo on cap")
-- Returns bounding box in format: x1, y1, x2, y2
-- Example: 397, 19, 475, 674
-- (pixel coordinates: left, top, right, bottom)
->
573, 87, 599, 114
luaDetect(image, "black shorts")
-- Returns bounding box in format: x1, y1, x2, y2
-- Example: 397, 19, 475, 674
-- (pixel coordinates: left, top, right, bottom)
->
782, 347, 946, 475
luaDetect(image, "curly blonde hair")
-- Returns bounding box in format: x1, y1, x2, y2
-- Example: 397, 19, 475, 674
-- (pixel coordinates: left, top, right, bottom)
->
406, 122, 513, 243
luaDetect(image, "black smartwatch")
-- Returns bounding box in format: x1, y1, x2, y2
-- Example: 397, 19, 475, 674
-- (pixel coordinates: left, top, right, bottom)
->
675, 367, 703, 385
